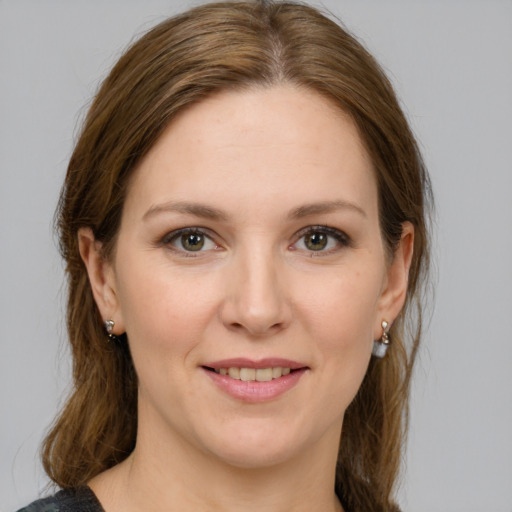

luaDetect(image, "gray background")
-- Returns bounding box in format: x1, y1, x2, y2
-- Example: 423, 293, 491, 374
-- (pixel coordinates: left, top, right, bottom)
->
1, 1, 511, 511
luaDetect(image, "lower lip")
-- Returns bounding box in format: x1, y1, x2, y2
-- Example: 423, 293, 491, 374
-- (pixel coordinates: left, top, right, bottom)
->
203, 368, 307, 403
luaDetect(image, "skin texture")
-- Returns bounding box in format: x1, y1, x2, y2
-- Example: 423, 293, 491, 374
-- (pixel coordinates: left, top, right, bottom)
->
79, 85, 413, 512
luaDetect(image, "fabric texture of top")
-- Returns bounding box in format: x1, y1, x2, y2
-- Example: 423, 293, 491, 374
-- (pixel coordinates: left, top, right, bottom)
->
16, 486, 105, 512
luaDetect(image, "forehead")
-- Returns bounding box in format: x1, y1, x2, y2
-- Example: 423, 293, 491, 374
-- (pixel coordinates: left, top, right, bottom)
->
125, 85, 377, 221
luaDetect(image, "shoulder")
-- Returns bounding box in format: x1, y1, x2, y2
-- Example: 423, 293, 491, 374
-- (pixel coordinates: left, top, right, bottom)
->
16, 487, 104, 512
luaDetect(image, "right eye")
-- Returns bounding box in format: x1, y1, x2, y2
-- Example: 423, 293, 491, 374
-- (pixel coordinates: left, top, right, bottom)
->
164, 228, 218, 253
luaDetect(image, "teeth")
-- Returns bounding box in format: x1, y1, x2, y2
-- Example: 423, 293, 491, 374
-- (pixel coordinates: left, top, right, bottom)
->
256, 368, 273, 382
240, 368, 256, 381
213, 366, 293, 381
228, 367, 240, 379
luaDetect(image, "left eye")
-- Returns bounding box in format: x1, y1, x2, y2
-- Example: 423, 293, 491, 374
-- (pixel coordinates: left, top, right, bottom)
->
167, 230, 217, 252
294, 228, 347, 252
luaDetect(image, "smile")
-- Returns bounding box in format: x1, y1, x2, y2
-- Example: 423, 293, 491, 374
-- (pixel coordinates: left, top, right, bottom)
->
211, 367, 291, 381
202, 359, 307, 402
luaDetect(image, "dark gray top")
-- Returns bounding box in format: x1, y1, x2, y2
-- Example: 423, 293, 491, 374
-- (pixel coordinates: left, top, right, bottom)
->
16, 487, 104, 512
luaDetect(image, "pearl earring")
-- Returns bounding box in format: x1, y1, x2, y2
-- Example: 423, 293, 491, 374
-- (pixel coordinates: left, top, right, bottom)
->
104, 319, 117, 342
372, 320, 391, 358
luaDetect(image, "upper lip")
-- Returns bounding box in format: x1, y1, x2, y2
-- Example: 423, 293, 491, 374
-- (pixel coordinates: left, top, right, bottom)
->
202, 358, 307, 370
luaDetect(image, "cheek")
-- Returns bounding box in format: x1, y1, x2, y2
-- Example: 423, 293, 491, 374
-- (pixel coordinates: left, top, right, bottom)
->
114, 258, 222, 358
113, 264, 221, 416
297, 265, 383, 406
299, 264, 384, 342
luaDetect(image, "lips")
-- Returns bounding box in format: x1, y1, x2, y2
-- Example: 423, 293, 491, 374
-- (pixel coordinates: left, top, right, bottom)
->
202, 358, 308, 402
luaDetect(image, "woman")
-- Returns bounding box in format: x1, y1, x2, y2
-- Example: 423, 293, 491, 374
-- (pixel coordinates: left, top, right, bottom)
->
19, 1, 431, 511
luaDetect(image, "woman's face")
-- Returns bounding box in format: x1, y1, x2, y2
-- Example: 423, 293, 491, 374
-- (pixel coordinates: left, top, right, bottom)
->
84, 85, 411, 470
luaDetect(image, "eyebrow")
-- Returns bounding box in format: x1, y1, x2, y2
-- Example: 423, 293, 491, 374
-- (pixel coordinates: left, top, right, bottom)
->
143, 201, 229, 222
143, 199, 366, 222
289, 200, 367, 219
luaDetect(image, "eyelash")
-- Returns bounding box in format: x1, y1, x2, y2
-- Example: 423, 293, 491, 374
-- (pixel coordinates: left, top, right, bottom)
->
160, 225, 351, 256
292, 225, 351, 255
160, 227, 219, 257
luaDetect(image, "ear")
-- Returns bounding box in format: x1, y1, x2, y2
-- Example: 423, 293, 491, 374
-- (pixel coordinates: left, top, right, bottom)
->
375, 222, 414, 338
78, 228, 125, 335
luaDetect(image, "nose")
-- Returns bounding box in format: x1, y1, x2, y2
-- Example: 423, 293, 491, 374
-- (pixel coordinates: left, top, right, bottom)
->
219, 246, 292, 337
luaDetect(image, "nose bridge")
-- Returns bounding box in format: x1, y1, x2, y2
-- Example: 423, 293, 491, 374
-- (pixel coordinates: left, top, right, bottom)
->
222, 237, 290, 336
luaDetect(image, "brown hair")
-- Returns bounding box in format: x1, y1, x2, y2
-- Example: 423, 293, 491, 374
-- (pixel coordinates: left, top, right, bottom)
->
44, 2, 432, 511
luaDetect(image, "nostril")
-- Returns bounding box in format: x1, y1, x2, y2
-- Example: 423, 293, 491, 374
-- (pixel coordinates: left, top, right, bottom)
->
228, 320, 284, 336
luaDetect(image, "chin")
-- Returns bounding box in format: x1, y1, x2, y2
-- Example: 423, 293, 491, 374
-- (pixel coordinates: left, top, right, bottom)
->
211, 442, 300, 470
197, 418, 321, 470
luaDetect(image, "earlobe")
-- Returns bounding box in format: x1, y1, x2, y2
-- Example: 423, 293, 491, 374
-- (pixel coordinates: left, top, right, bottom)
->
376, 222, 414, 336
78, 228, 124, 334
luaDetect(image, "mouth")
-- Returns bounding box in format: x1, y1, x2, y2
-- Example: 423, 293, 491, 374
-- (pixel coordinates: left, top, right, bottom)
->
201, 359, 308, 402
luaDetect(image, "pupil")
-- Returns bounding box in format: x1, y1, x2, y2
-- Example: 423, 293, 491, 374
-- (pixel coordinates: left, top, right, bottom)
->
306, 232, 327, 250
182, 233, 204, 251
